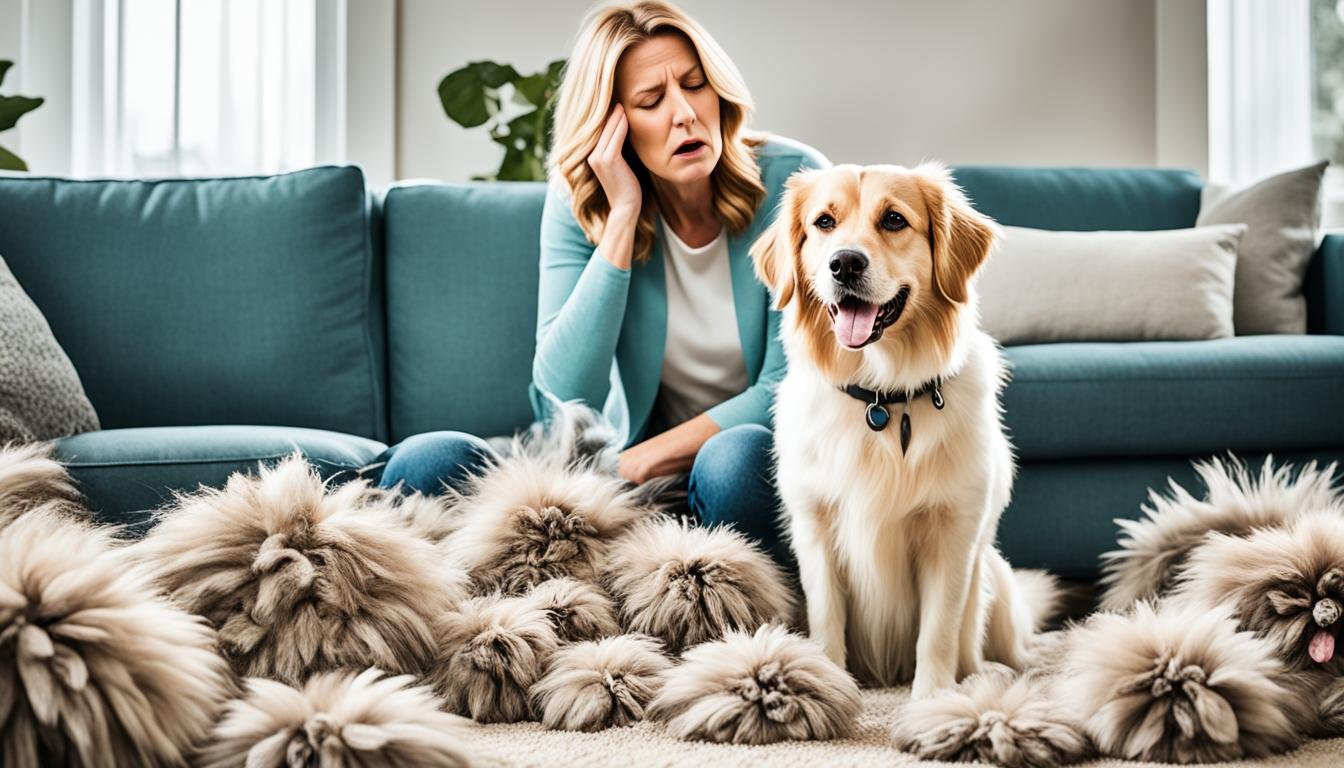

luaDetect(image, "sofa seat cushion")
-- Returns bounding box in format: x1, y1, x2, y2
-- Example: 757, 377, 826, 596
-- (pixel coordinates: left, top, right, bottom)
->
54, 425, 386, 532
1002, 335, 1344, 461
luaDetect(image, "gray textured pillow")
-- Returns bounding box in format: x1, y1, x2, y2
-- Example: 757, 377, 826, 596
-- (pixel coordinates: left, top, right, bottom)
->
1196, 160, 1327, 334
976, 225, 1244, 345
0, 255, 100, 441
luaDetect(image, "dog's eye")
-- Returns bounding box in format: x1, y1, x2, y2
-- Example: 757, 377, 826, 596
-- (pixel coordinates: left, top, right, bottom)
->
814, 214, 835, 231
880, 210, 908, 232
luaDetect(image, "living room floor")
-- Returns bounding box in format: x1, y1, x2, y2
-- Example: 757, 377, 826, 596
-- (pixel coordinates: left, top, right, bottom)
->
456, 688, 1344, 767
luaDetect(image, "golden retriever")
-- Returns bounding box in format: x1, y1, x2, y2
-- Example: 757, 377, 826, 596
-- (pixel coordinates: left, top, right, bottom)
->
751, 163, 1036, 697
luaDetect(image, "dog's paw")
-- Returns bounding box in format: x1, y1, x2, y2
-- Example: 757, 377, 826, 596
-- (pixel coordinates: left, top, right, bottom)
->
911, 669, 957, 700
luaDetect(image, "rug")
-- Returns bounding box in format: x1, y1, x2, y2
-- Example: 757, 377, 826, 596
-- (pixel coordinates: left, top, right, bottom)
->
459, 687, 1344, 767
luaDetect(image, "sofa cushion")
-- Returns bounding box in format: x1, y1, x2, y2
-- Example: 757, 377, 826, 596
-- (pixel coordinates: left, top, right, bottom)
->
54, 425, 386, 531
0, 166, 387, 440
952, 166, 1203, 231
1002, 335, 1344, 461
999, 449, 1344, 578
382, 181, 545, 443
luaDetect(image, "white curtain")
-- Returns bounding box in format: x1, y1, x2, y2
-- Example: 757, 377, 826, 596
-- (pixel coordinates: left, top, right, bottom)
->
1207, 0, 1314, 186
76, 0, 321, 177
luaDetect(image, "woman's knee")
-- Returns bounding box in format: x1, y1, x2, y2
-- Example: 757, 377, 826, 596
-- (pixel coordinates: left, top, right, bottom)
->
688, 424, 776, 527
377, 430, 494, 496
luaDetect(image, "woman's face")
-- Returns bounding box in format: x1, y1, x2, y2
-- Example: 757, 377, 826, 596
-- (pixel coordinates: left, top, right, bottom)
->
614, 33, 722, 187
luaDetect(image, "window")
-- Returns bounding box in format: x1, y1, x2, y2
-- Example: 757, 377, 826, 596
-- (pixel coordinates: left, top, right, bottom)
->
1312, 0, 1344, 225
78, 0, 331, 177
1209, 0, 1343, 227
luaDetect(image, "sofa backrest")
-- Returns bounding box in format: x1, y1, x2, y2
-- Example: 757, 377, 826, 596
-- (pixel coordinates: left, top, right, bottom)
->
952, 166, 1204, 231
381, 181, 545, 443
0, 165, 388, 441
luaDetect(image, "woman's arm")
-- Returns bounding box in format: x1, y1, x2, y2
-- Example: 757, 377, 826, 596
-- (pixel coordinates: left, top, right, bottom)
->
619, 412, 720, 483
531, 106, 644, 420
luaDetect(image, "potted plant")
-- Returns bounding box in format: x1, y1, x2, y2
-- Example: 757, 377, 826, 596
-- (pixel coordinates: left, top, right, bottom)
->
438, 59, 566, 181
0, 60, 44, 172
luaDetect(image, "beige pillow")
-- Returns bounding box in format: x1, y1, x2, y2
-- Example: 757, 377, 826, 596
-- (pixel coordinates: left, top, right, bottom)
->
975, 225, 1245, 345
1196, 161, 1327, 334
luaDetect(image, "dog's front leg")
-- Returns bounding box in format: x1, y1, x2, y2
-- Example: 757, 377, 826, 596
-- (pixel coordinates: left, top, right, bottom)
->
787, 497, 847, 669
911, 508, 980, 699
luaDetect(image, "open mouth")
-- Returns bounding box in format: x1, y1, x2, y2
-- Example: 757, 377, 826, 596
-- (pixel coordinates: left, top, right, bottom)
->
1309, 597, 1342, 664
673, 140, 706, 157
825, 285, 910, 349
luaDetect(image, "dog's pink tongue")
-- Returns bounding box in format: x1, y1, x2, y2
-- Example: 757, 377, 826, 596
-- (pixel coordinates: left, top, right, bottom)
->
1310, 629, 1336, 664
833, 302, 880, 348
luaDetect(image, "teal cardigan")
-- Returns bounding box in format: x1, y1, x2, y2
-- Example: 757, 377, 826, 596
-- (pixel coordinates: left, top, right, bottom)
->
528, 136, 830, 448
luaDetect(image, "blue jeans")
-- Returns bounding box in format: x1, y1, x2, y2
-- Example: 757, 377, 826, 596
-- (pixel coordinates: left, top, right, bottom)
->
370, 424, 794, 573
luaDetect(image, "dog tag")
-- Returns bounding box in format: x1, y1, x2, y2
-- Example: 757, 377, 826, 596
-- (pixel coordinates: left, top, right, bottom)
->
900, 412, 911, 454
865, 403, 889, 431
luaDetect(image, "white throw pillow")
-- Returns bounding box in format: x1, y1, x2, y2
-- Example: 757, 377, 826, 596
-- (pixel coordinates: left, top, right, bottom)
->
975, 225, 1245, 345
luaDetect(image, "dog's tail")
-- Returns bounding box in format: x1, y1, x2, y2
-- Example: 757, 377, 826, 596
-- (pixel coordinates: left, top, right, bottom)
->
1011, 568, 1063, 632
0, 442, 83, 529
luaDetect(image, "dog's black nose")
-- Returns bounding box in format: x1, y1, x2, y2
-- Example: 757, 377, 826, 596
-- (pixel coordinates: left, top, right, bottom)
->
830, 250, 868, 285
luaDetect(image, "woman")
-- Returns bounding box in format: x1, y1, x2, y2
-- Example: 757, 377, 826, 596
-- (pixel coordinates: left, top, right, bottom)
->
375, 0, 828, 569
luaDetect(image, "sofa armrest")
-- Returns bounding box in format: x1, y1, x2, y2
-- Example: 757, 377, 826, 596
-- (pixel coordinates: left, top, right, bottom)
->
1306, 233, 1344, 335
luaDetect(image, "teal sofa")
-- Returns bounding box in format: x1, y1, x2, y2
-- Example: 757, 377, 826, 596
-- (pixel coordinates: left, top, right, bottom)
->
1, 164, 1341, 577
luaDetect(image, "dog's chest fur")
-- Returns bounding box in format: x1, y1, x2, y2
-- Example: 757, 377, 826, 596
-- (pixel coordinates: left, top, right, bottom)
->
773, 331, 1013, 685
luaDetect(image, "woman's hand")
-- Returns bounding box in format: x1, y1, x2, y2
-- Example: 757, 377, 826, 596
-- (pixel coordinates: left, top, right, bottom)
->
588, 104, 642, 222
618, 413, 722, 485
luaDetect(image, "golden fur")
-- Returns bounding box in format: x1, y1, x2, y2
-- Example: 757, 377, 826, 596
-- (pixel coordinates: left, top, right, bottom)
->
132, 454, 465, 685
754, 163, 1037, 696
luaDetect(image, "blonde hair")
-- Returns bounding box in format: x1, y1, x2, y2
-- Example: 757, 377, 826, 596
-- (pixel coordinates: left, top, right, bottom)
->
549, 1, 766, 263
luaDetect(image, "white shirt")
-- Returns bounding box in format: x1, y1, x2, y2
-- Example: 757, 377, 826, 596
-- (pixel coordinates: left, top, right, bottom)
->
654, 221, 748, 429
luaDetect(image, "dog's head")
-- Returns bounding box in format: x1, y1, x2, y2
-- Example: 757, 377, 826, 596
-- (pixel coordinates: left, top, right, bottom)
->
751, 163, 998, 380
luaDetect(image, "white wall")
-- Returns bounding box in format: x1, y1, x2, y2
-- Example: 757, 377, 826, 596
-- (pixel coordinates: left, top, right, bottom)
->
398, 0, 1172, 182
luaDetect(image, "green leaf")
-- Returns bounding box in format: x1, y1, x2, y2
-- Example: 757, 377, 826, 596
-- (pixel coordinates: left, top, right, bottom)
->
0, 143, 28, 171
513, 73, 550, 107
0, 60, 12, 89
0, 95, 43, 133
473, 61, 519, 88
438, 67, 491, 128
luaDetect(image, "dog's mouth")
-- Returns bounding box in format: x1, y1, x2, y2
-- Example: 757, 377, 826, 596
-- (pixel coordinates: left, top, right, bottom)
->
1308, 597, 1342, 664
825, 286, 910, 349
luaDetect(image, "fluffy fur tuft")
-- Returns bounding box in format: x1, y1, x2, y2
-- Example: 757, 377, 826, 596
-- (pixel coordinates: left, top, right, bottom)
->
1099, 456, 1342, 611
442, 452, 648, 597
0, 442, 84, 529
1172, 510, 1344, 675
893, 664, 1092, 767
649, 624, 861, 744
0, 508, 232, 767
604, 519, 796, 652
1058, 601, 1313, 763
199, 668, 473, 768
522, 577, 621, 643
486, 397, 622, 473
530, 633, 671, 731
132, 454, 465, 684
1013, 568, 1065, 631
431, 593, 560, 723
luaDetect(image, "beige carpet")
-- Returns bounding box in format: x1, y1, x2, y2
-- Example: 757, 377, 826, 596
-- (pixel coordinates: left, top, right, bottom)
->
459, 688, 1344, 768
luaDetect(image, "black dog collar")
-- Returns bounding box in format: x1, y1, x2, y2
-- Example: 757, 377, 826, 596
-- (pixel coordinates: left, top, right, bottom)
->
839, 377, 945, 454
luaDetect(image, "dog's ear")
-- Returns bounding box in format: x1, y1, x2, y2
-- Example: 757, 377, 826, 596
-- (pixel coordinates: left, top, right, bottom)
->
751, 171, 814, 310
914, 162, 1000, 305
